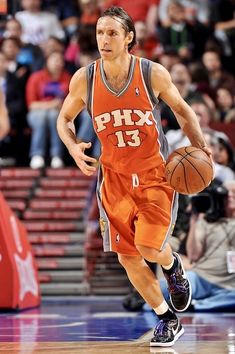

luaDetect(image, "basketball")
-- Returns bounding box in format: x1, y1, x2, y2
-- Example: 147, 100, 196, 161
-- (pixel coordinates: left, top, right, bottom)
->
165, 146, 214, 195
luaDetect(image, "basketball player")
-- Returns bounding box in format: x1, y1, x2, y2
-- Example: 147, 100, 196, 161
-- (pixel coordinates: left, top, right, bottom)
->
57, 7, 211, 347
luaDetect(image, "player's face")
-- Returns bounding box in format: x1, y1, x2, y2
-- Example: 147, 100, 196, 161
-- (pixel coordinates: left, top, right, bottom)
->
96, 16, 130, 60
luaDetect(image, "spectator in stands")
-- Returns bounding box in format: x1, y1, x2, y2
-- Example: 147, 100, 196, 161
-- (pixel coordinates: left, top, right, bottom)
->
15, 0, 65, 46
214, 136, 235, 172
102, 0, 159, 37
158, 0, 210, 61
0, 88, 9, 140
41, 0, 80, 39
188, 61, 215, 102
160, 63, 203, 132
132, 21, 161, 61
202, 50, 235, 95
210, 0, 235, 69
65, 23, 99, 69
157, 49, 181, 72
161, 179, 235, 312
159, 0, 210, 27
0, 88, 11, 167
165, 101, 234, 181
26, 51, 71, 169
41, 36, 77, 74
3, 17, 44, 72
0, 39, 30, 165
79, 0, 101, 26
205, 131, 235, 183
215, 87, 235, 123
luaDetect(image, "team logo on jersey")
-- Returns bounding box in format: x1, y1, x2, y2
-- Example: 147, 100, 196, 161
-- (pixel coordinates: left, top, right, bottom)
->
135, 87, 140, 96
94, 109, 153, 132
99, 217, 106, 237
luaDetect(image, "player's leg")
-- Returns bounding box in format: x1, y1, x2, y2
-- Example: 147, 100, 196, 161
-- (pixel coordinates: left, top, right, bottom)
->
118, 253, 184, 347
136, 244, 192, 313
122, 260, 156, 311
134, 173, 191, 313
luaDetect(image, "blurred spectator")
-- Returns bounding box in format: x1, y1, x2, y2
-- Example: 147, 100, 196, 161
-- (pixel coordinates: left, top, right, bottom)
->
159, 0, 210, 27
157, 49, 181, 72
215, 87, 235, 123
15, 0, 65, 46
160, 179, 235, 312
202, 50, 235, 95
160, 63, 203, 132
132, 21, 161, 60
41, 36, 77, 74
65, 23, 99, 68
214, 136, 235, 172
0, 88, 9, 140
188, 61, 215, 102
42, 0, 80, 38
158, 0, 210, 61
0, 38, 30, 165
102, 0, 159, 37
79, 0, 101, 26
0, 87, 11, 167
3, 17, 44, 71
165, 101, 232, 166
210, 0, 235, 63
204, 131, 235, 183
26, 51, 71, 168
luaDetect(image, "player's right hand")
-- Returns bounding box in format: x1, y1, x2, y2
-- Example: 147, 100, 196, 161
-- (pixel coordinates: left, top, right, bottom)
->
69, 142, 97, 176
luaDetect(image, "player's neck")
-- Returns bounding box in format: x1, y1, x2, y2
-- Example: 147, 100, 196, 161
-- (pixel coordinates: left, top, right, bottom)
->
103, 53, 132, 79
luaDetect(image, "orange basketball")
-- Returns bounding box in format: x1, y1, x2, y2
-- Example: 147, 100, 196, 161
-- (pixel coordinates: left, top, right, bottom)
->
165, 146, 214, 195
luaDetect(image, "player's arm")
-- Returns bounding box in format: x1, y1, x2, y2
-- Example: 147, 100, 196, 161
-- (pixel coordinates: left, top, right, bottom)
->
57, 67, 97, 176
151, 63, 211, 157
0, 89, 10, 140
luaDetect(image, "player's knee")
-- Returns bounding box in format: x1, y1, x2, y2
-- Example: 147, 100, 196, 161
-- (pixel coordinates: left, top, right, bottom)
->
118, 254, 142, 269
135, 245, 160, 263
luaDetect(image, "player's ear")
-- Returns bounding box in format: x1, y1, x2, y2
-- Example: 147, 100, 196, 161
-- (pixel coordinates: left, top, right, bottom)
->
126, 31, 134, 45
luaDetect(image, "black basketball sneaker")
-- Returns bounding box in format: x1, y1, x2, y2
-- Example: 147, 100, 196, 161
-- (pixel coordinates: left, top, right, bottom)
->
162, 252, 192, 312
150, 317, 184, 347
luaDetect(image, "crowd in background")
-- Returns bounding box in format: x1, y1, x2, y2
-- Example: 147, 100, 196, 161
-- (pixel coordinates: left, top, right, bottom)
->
0, 0, 235, 169
0, 0, 235, 311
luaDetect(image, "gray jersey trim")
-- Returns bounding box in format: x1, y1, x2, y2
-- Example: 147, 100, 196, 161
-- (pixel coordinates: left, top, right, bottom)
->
160, 192, 179, 251
140, 58, 169, 160
100, 55, 136, 97
86, 61, 96, 117
140, 58, 159, 106
96, 166, 112, 252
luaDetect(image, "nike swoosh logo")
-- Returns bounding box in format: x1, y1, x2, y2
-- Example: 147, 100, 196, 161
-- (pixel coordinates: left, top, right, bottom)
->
172, 323, 179, 336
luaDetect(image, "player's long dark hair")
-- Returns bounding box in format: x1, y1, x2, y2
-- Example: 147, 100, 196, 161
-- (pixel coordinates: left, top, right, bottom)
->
100, 6, 137, 52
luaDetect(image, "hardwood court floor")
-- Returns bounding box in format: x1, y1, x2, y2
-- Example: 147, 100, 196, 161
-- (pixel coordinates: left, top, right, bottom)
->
0, 297, 234, 353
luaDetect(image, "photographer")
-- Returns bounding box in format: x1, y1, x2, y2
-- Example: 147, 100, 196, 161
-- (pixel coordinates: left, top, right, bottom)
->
161, 179, 235, 311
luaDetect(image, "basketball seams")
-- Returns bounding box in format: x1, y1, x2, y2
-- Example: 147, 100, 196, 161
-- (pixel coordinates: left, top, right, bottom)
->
165, 146, 213, 194
180, 161, 189, 194
173, 148, 213, 169
167, 157, 182, 186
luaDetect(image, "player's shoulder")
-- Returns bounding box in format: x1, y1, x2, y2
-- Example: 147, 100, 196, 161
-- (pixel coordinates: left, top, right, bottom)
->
151, 62, 171, 81
149, 61, 172, 92
71, 66, 87, 82
71, 61, 97, 83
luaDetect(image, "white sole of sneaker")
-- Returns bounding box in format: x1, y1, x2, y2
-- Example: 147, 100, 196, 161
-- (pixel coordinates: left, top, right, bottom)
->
150, 327, 184, 347
170, 252, 192, 312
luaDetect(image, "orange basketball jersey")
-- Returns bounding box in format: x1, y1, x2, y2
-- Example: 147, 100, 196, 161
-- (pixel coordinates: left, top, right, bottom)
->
87, 56, 169, 174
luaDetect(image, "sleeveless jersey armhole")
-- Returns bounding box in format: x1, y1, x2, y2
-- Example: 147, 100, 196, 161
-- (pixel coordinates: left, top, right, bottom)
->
86, 62, 96, 117
140, 58, 159, 107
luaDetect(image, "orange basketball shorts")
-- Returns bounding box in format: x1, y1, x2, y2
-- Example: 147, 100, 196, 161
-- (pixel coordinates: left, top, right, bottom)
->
96, 164, 178, 256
